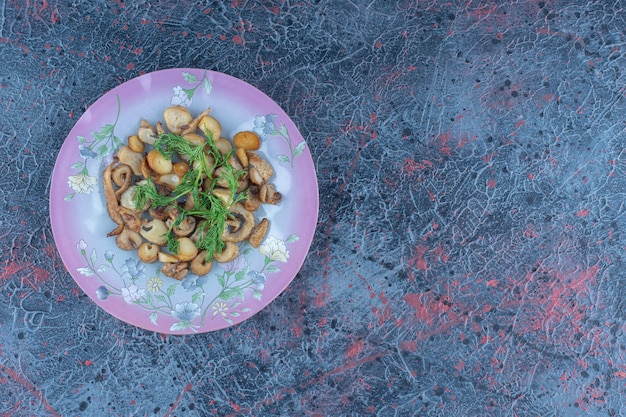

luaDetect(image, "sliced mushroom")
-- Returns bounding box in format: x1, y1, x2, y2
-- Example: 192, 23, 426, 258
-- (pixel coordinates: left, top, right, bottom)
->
221, 203, 255, 242
213, 241, 239, 263
149, 205, 170, 221
141, 156, 154, 181
119, 185, 136, 210
158, 252, 180, 263
259, 183, 282, 205
190, 251, 213, 275
106, 224, 124, 237
167, 214, 196, 237
155, 121, 165, 135
214, 137, 232, 155
138, 119, 158, 145
248, 218, 269, 248
183, 192, 195, 211
192, 153, 215, 175
190, 220, 207, 244
140, 219, 169, 246
111, 164, 133, 200
127, 134, 145, 153
161, 262, 189, 281
243, 192, 261, 212
120, 182, 149, 211
117, 206, 142, 232
175, 237, 198, 262
116, 227, 143, 250
213, 167, 229, 189
158, 173, 181, 190
182, 133, 206, 147
117, 146, 144, 176
164, 106, 193, 135
137, 242, 159, 263
103, 162, 123, 226
147, 149, 173, 175
173, 161, 190, 177
198, 115, 222, 141
213, 166, 247, 191
181, 107, 212, 136
212, 187, 232, 207
247, 152, 274, 185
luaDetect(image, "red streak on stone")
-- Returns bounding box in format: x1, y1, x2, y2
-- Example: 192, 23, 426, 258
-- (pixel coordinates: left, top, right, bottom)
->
536, 27, 585, 46
163, 383, 193, 417
545, 265, 598, 314
575, 208, 590, 217
514, 119, 526, 128
402, 157, 433, 174
435, 132, 451, 156
399, 340, 417, 352
0, 363, 62, 417
315, 352, 385, 383
0, 262, 26, 280
346, 339, 364, 359
412, 245, 428, 270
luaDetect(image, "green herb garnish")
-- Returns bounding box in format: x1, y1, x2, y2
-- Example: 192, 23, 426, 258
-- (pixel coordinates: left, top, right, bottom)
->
133, 132, 246, 260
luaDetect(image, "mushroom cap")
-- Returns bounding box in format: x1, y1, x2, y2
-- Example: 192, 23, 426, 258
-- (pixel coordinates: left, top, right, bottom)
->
117, 146, 144, 176
190, 251, 213, 275
140, 218, 169, 246
221, 203, 255, 242
213, 241, 239, 263
115, 227, 143, 250
137, 242, 159, 263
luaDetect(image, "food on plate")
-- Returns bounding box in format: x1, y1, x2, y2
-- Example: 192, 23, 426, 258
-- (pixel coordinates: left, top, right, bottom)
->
103, 106, 281, 280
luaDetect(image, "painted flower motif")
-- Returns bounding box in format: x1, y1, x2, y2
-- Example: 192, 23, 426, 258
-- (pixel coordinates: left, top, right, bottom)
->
76, 240, 88, 252
120, 258, 145, 282
104, 250, 115, 262
253, 114, 278, 140
171, 85, 192, 107
172, 302, 200, 322
146, 276, 162, 293
248, 271, 266, 290
96, 286, 110, 300
223, 255, 248, 273
67, 172, 97, 194
121, 284, 145, 303
212, 301, 229, 317
78, 143, 98, 159
181, 274, 208, 291
259, 236, 290, 262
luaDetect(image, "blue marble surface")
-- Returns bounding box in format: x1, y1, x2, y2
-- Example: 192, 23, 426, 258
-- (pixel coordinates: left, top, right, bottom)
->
1, 0, 625, 416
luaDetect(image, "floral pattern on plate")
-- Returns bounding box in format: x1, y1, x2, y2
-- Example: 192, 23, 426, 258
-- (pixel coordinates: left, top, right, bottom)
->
76, 234, 298, 332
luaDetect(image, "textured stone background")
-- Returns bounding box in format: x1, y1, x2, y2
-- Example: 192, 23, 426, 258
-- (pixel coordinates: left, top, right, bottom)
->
1, 0, 625, 416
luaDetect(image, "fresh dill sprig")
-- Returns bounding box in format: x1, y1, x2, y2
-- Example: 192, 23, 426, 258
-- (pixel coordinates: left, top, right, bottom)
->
154, 133, 206, 162
133, 132, 247, 260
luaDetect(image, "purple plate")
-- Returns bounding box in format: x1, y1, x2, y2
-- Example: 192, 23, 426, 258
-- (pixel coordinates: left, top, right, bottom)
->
50, 69, 318, 334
